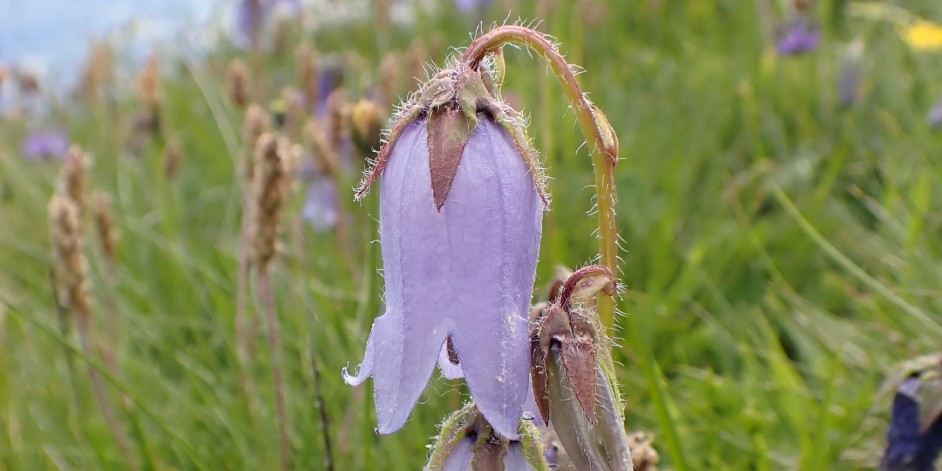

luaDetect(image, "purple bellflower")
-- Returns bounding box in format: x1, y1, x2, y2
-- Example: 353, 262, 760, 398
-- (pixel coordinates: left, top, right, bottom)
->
882, 369, 942, 471
296, 155, 340, 232
345, 67, 546, 439
21, 130, 70, 161
776, 18, 821, 56
301, 176, 339, 231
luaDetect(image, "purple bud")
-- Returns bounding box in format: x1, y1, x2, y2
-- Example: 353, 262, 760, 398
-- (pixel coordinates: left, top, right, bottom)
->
21, 130, 70, 161
531, 266, 631, 470
776, 18, 821, 56
344, 114, 544, 438
428, 405, 544, 471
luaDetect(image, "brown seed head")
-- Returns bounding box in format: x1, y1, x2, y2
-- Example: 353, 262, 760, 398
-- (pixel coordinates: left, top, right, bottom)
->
325, 88, 348, 149
251, 133, 290, 271
135, 55, 161, 107
163, 138, 183, 178
15, 69, 39, 94
79, 41, 113, 103
92, 192, 118, 262
378, 51, 401, 107
60, 146, 90, 214
305, 119, 339, 178
49, 196, 91, 320
628, 432, 660, 471
243, 104, 269, 181
296, 43, 319, 110
228, 59, 251, 108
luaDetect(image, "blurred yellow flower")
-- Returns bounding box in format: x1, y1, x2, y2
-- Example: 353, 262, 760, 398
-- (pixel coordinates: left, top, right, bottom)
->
900, 20, 942, 51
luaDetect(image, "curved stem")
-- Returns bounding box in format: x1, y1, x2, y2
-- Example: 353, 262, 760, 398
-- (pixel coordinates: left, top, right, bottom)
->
461, 26, 620, 333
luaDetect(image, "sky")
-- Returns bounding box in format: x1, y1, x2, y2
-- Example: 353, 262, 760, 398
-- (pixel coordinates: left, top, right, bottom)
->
0, 0, 225, 88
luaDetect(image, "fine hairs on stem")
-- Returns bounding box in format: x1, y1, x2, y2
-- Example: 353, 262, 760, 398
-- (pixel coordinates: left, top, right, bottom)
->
251, 133, 291, 471
460, 25, 621, 333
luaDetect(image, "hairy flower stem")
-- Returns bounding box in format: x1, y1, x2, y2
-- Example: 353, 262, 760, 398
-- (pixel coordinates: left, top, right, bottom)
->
460, 26, 620, 333
259, 271, 290, 471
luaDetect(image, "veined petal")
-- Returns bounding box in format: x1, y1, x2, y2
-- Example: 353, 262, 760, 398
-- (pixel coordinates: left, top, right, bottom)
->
446, 118, 543, 439
351, 114, 543, 436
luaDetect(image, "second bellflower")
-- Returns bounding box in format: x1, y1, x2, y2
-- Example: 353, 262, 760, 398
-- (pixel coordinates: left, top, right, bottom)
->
345, 66, 546, 438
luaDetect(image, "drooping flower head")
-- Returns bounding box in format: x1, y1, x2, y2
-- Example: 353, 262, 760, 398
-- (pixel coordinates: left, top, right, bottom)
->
22, 130, 70, 161
776, 18, 821, 56
344, 63, 546, 439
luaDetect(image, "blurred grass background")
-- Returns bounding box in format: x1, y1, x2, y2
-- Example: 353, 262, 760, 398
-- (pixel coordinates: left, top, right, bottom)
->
3, 0, 942, 469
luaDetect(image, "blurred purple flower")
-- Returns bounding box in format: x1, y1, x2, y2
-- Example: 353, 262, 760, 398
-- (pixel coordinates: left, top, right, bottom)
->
928, 97, 942, 128
776, 18, 821, 56
881, 377, 942, 471
233, 0, 300, 48
301, 176, 339, 232
314, 61, 345, 116
344, 117, 544, 438
837, 41, 864, 108
454, 0, 492, 12
21, 131, 69, 161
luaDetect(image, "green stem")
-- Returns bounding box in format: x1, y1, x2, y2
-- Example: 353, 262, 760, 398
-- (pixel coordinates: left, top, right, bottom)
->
460, 26, 620, 333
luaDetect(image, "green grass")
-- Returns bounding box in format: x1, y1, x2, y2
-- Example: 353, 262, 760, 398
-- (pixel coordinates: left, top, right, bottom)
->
3, 0, 942, 469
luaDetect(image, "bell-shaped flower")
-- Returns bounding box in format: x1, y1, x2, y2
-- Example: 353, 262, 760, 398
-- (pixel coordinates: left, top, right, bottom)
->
344, 81, 545, 438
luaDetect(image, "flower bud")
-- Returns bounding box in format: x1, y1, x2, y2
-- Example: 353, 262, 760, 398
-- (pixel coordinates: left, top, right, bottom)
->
345, 65, 546, 438
531, 266, 631, 470
426, 404, 548, 471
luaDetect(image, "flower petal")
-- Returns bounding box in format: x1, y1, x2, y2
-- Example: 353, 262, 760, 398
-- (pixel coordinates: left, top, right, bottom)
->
504, 443, 536, 471
446, 118, 543, 439
438, 341, 464, 380
440, 436, 474, 471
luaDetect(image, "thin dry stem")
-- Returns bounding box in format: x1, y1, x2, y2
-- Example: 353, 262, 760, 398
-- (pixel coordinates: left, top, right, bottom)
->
50, 196, 136, 470
92, 192, 120, 375
229, 59, 251, 108
259, 272, 290, 471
